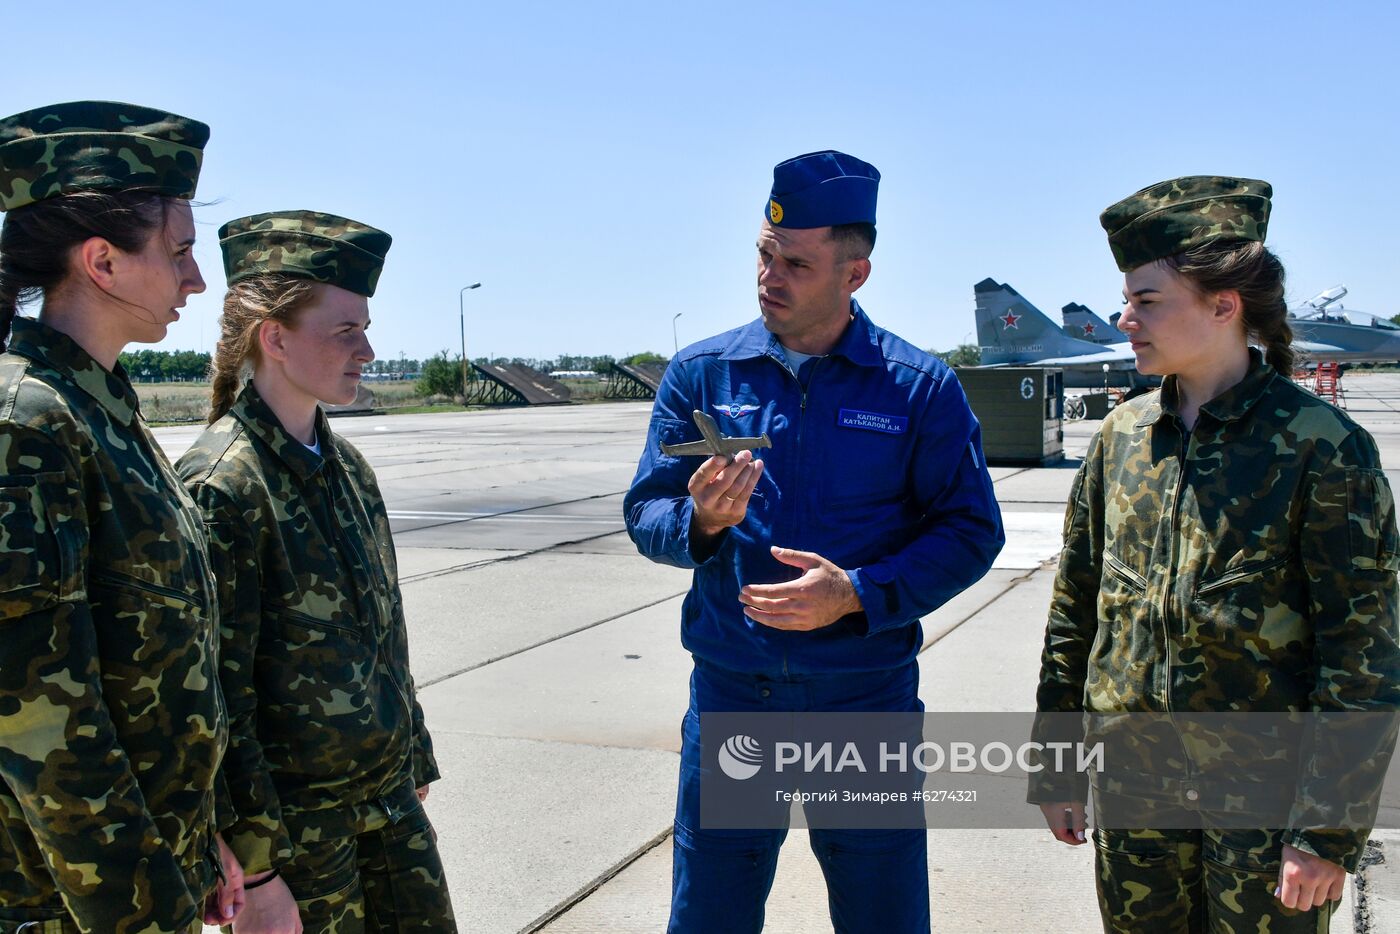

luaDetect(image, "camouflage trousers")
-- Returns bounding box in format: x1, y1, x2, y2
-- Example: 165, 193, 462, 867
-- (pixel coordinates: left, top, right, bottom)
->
1094, 828, 1334, 933
239, 803, 456, 934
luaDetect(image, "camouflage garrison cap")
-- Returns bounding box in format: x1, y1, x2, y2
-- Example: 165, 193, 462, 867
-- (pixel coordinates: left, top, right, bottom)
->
219, 211, 392, 297
766, 150, 879, 228
1100, 175, 1271, 272
0, 100, 208, 212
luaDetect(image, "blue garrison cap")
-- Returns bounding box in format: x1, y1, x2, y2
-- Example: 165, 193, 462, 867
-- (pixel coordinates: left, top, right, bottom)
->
765, 150, 879, 229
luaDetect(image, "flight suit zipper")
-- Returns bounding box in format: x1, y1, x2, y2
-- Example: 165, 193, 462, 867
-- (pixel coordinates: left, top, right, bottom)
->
792, 356, 824, 549
1160, 422, 1195, 782
327, 463, 415, 725
91, 569, 207, 610
767, 351, 824, 679
1160, 427, 1186, 712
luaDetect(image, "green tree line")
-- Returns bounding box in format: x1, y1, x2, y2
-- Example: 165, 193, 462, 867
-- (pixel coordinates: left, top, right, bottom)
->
933, 344, 981, 366
118, 349, 212, 382
117, 344, 981, 390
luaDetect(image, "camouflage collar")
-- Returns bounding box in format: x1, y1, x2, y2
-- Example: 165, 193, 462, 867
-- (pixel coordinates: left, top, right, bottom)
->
1137, 349, 1275, 429
6, 315, 140, 425
231, 381, 338, 480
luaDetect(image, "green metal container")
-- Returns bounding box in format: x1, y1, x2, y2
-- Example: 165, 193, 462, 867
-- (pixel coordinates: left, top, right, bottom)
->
955, 367, 1065, 465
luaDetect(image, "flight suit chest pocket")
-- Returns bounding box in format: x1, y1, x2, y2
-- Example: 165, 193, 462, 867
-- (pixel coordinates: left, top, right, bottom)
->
265, 600, 363, 638
823, 411, 910, 505
258, 601, 370, 717
262, 492, 365, 638
1195, 553, 1289, 597
0, 472, 82, 617
1102, 551, 1147, 595
1348, 467, 1400, 572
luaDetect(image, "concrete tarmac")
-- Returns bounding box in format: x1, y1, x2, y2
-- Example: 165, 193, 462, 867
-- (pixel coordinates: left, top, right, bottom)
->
172, 372, 1400, 933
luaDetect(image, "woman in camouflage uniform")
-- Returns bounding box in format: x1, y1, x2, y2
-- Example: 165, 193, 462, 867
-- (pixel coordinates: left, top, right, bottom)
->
0, 102, 242, 932
177, 211, 454, 934
1033, 176, 1399, 932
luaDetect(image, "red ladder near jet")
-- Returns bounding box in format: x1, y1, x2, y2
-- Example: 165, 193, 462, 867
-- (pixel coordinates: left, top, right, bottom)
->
1311, 361, 1346, 409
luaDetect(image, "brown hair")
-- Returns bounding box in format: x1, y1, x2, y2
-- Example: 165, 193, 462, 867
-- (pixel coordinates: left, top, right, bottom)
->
0, 190, 168, 350
1164, 240, 1293, 376
208, 275, 316, 422
830, 222, 877, 261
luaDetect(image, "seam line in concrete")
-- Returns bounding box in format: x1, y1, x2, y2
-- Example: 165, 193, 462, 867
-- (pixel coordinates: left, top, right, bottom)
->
371, 459, 603, 484
399, 530, 623, 584
918, 563, 1049, 654
394, 489, 627, 537
400, 554, 523, 584
522, 828, 675, 933
421, 730, 680, 756
418, 590, 688, 688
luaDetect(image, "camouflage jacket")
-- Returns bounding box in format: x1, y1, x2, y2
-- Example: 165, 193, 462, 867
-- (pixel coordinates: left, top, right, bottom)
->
1035, 353, 1400, 871
0, 317, 225, 932
176, 384, 438, 874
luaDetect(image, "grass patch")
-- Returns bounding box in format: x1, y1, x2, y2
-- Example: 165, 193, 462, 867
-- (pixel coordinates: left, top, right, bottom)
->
136, 382, 213, 423
135, 379, 449, 422
369, 403, 470, 416
362, 381, 422, 407
135, 376, 636, 425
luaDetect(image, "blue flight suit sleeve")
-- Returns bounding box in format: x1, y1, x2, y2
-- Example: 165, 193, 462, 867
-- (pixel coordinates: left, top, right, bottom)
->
624, 359, 725, 568
846, 370, 1004, 634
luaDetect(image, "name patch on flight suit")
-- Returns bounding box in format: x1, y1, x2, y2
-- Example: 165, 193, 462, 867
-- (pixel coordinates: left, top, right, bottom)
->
837, 409, 908, 434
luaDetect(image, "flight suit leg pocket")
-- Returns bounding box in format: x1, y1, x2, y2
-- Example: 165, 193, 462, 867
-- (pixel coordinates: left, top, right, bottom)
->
1205, 831, 1328, 931
285, 836, 366, 934
1092, 829, 1194, 934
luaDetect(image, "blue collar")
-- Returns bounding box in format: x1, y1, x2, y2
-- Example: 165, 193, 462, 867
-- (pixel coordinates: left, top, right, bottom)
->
718, 299, 884, 368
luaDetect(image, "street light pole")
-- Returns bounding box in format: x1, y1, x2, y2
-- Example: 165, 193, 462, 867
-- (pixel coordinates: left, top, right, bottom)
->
459, 282, 481, 399
672, 312, 683, 355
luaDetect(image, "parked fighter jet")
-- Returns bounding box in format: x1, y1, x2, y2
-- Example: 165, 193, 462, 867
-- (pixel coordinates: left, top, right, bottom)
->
1061, 302, 1126, 345
974, 278, 1400, 384
660, 410, 772, 460
1288, 285, 1400, 364
973, 278, 1154, 389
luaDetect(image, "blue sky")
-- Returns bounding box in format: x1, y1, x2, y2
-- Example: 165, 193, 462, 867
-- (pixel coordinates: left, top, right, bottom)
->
14, 0, 1398, 361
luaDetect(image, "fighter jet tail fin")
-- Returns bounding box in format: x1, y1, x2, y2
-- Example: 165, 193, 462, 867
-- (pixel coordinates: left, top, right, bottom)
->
974, 278, 1104, 364
1061, 302, 1125, 345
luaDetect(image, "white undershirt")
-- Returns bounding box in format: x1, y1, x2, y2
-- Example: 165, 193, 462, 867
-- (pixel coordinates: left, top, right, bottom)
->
780, 344, 819, 375
304, 432, 322, 456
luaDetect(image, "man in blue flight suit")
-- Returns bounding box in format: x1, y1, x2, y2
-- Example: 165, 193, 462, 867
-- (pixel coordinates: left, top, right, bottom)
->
624, 150, 1005, 933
